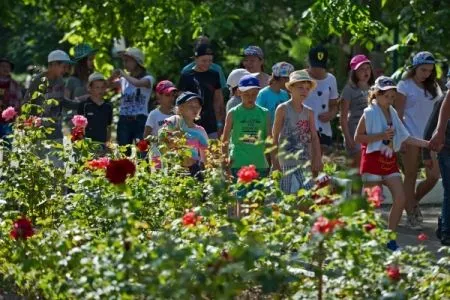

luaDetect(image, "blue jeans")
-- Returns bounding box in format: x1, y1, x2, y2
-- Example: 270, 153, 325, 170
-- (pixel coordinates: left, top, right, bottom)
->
438, 153, 450, 235
117, 115, 146, 155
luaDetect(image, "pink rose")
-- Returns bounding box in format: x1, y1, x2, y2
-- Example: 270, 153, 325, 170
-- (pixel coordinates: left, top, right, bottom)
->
71, 115, 88, 128
1, 106, 17, 122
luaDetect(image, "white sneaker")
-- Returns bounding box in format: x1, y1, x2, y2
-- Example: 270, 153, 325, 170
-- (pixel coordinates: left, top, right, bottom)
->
414, 206, 424, 223
406, 215, 423, 230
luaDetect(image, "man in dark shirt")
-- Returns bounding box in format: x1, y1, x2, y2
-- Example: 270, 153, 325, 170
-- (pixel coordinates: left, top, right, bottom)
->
179, 44, 224, 139
77, 72, 113, 146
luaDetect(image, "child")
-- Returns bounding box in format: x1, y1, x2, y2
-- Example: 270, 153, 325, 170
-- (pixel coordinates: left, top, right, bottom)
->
0, 57, 22, 141
241, 46, 270, 87
272, 70, 322, 194
77, 72, 113, 148
340, 54, 375, 168
354, 76, 429, 251
256, 62, 293, 128
225, 68, 251, 113
143, 80, 177, 138
222, 74, 271, 178
159, 91, 208, 178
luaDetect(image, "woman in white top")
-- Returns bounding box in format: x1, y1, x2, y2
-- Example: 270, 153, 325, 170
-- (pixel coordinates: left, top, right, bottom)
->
395, 51, 443, 229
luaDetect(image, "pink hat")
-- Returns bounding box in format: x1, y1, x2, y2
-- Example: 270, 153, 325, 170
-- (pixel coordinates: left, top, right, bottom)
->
350, 54, 371, 71
156, 80, 177, 95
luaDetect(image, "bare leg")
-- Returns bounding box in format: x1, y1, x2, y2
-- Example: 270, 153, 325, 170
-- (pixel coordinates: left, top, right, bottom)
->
383, 176, 406, 231
402, 144, 419, 215
415, 155, 440, 204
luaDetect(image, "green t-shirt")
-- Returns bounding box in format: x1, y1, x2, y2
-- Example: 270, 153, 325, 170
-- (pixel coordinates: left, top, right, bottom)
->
229, 104, 269, 169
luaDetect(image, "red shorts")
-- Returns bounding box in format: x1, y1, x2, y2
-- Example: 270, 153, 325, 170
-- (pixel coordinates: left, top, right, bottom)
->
360, 144, 400, 176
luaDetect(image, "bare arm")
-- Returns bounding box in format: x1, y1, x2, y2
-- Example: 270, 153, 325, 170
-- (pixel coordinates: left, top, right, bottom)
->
309, 109, 322, 173
143, 126, 153, 139
271, 105, 285, 171
436, 92, 450, 136
339, 99, 352, 141
214, 88, 225, 135
354, 116, 394, 144
405, 136, 428, 148
394, 93, 406, 120
265, 112, 273, 168
329, 98, 339, 118
221, 111, 233, 167
121, 72, 152, 88
106, 126, 112, 144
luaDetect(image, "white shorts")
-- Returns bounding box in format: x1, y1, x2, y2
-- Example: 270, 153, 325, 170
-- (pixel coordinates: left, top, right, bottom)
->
361, 172, 401, 183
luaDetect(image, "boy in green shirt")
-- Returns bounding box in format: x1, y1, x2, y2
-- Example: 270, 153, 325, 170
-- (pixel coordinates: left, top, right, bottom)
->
222, 74, 272, 178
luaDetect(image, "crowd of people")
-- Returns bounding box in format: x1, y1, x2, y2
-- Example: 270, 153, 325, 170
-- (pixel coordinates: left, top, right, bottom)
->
0, 37, 449, 249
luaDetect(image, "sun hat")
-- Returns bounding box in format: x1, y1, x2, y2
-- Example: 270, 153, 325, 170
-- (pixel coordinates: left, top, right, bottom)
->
194, 44, 214, 57
238, 74, 260, 92
88, 72, 106, 85
123, 48, 145, 68
175, 91, 203, 106
308, 45, 328, 69
373, 76, 397, 91
412, 51, 435, 67
350, 54, 371, 71
0, 58, 14, 70
48, 50, 74, 64
272, 62, 294, 77
156, 80, 177, 95
73, 43, 97, 62
285, 69, 317, 90
227, 68, 251, 89
242, 46, 264, 59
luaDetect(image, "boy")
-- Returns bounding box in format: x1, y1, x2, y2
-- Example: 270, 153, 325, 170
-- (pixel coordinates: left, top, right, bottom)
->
222, 74, 271, 178
143, 80, 177, 138
225, 68, 251, 113
256, 62, 293, 127
77, 72, 113, 148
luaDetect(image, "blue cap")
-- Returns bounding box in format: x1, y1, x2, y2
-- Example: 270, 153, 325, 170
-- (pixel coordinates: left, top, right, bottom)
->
412, 51, 435, 67
175, 91, 203, 106
238, 75, 260, 91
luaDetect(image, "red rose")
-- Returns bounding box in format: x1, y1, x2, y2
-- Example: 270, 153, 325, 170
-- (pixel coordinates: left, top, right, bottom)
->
10, 216, 34, 240
312, 216, 343, 234
87, 157, 110, 170
105, 158, 136, 184
71, 126, 85, 142
386, 265, 401, 281
417, 233, 428, 241
364, 186, 383, 208
182, 211, 202, 226
363, 223, 376, 232
237, 165, 259, 183
136, 139, 149, 152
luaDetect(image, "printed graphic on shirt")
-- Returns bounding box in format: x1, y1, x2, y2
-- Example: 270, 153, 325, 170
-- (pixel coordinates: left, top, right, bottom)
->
238, 117, 264, 144
284, 118, 311, 160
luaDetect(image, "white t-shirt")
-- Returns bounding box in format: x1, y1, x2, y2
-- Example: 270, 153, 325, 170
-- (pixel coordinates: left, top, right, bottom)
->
119, 75, 154, 116
304, 73, 339, 137
397, 78, 443, 138
145, 107, 173, 136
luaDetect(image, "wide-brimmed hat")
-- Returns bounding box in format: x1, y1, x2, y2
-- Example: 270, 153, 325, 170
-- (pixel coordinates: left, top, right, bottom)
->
74, 43, 97, 62
285, 70, 317, 90
122, 47, 145, 68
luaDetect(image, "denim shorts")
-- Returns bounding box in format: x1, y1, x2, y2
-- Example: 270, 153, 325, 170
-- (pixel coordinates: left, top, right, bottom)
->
361, 172, 401, 182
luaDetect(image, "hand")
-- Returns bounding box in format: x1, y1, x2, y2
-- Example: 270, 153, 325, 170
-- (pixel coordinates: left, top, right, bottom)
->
429, 131, 445, 152
345, 137, 357, 151
318, 111, 333, 123
112, 69, 122, 78
423, 159, 433, 169
383, 127, 395, 140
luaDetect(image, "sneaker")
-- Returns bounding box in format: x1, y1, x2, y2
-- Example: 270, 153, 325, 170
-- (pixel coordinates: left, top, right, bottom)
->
414, 206, 424, 223
406, 215, 423, 230
387, 240, 399, 251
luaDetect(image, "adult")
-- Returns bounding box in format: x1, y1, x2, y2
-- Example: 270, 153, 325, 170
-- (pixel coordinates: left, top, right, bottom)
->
110, 47, 154, 152
304, 45, 339, 154
340, 54, 375, 168
65, 43, 97, 101
0, 58, 22, 140
181, 36, 227, 90
179, 44, 224, 139
395, 51, 443, 229
241, 46, 270, 88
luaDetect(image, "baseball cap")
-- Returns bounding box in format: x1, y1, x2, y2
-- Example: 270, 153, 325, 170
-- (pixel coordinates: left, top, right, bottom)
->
175, 91, 203, 106
194, 44, 214, 57
227, 68, 251, 89
123, 48, 145, 68
238, 74, 260, 92
156, 80, 177, 95
74, 43, 97, 62
272, 62, 294, 77
242, 46, 264, 59
88, 72, 105, 85
373, 76, 397, 91
412, 51, 435, 67
48, 50, 74, 64
285, 69, 317, 91
350, 54, 371, 71
0, 58, 14, 70
308, 45, 328, 69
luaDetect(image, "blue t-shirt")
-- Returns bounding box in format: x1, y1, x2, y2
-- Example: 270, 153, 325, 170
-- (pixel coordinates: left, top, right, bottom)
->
256, 86, 289, 126
181, 62, 227, 89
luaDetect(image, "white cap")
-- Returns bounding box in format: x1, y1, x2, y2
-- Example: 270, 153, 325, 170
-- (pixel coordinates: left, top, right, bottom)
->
88, 72, 106, 84
123, 47, 145, 68
48, 50, 73, 64
226, 68, 251, 89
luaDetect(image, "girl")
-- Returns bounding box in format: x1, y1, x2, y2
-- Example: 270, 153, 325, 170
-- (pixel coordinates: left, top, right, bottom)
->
65, 43, 97, 100
241, 46, 270, 88
160, 92, 208, 179
395, 51, 443, 229
355, 76, 429, 250
340, 54, 375, 168
272, 70, 322, 194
